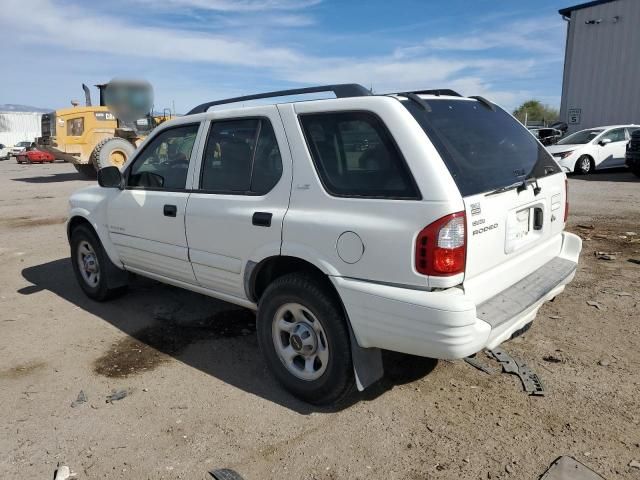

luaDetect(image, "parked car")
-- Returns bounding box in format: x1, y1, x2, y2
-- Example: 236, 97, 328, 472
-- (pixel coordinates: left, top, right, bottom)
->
15, 148, 55, 164
530, 127, 563, 146
10, 141, 33, 156
546, 125, 639, 174
0, 143, 11, 160
625, 129, 640, 178
67, 84, 581, 405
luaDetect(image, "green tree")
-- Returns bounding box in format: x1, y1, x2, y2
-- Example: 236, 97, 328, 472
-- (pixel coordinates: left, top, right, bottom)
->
512, 100, 559, 125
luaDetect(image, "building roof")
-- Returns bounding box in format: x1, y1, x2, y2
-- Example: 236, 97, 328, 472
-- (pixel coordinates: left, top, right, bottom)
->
559, 0, 619, 17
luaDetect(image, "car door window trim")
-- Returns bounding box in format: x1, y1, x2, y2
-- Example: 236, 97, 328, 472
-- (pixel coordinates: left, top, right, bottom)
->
196, 116, 283, 196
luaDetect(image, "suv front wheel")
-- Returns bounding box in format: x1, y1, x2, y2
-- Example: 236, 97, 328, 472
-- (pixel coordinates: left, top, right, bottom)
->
257, 273, 355, 405
70, 225, 128, 301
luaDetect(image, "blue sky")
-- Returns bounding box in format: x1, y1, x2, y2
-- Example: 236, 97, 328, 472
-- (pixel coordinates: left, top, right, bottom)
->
0, 0, 572, 113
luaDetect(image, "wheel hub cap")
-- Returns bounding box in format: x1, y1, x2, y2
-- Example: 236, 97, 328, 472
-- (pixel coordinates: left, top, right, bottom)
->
77, 240, 100, 287
272, 303, 329, 381
290, 323, 317, 354
83, 254, 97, 273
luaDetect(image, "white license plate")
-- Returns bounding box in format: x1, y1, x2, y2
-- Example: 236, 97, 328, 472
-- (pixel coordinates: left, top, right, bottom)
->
514, 209, 530, 239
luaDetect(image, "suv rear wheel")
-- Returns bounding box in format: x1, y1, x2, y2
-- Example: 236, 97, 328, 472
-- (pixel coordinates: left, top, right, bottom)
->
257, 273, 355, 405
70, 225, 127, 301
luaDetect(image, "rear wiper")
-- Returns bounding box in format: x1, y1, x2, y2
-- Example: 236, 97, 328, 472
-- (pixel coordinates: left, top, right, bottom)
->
486, 181, 523, 196
486, 177, 541, 197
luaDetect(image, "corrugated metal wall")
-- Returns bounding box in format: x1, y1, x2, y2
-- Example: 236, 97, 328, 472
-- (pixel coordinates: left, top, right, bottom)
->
0, 112, 42, 146
560, 0, 640, 133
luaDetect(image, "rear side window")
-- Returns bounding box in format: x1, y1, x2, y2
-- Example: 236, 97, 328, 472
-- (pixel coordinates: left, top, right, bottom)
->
200, 118, 283, 194
300, 112, 420, 199
403, 99, 560, 197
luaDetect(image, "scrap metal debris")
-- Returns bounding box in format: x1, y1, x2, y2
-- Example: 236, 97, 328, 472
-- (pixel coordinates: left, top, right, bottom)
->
595, 251, 620, 261
464, 356, 495, 374
106, 389, 128, 403
586, 301, 603, 310
601, 290, 632, 297
53, 465, 76, 480
208, 468, 246, 479
538, 456, 605, 480
70, 390, 87, 408
543, 355, 563, 364
576, 224, 595, 230
488, 347, 545, 396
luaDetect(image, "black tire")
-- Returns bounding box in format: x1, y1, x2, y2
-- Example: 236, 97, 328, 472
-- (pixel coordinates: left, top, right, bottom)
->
631, 164, 640, 178
256, 273, 355, 405
74, 163, 97, 179
574, 155, 593, 175
70, 225, 128, 301
91, 137, 135, 170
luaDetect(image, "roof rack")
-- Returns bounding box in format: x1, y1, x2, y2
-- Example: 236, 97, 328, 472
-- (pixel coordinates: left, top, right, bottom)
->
187, 83, 372, 115
410, 89, 462, 97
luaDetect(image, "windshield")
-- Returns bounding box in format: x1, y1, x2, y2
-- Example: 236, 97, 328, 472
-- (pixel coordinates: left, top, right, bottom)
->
17, 142, 31, 147
557, 129, 603, 145
402, 98, 560, 197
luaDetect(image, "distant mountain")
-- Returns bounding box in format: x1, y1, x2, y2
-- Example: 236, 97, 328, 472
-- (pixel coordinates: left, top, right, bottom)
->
0, 104, 52, 113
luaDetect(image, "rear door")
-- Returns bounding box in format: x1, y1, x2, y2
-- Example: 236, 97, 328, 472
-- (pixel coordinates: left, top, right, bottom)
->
107, 122, 202, 284
185, 106, 292, 299
404, 97, 566, 302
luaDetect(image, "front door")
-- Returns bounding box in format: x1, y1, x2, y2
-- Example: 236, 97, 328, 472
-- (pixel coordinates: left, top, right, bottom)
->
107, 122, 202, 284
185, 107, 292, 300
596, 127, 628, 168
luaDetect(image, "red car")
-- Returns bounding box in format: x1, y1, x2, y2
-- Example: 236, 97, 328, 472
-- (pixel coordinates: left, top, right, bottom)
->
16, 149, 55, 164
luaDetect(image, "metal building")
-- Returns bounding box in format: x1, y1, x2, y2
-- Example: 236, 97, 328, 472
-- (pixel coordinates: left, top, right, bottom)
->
0, 111, 42, 146
559, 0, 640, 133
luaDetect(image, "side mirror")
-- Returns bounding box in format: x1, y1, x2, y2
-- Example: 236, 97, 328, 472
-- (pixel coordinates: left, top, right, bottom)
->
97, 166, 124, 189
598, 138, 612, 146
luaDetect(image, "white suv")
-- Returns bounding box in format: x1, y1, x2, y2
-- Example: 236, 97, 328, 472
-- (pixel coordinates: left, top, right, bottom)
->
67, 84, 581, 404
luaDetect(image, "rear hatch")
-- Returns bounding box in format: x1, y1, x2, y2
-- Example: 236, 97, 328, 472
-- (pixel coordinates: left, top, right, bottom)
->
403, 97, 566, 303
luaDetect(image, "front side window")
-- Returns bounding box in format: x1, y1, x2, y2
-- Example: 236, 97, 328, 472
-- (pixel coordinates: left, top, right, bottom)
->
200, 118, 283, 194
600, 128, 626, 143
67, 117, 84, 136
127, 124, 199, 189
299, 111, 419, 199
557, 128, 604, 145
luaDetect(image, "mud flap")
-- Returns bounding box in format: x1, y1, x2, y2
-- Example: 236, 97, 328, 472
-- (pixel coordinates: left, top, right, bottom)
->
104, 258, 129, 289
348, 326, 384, 391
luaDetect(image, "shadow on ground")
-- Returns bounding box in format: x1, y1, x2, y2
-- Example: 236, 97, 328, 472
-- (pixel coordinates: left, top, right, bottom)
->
569, 168, 639, 183
12, 172, 90, 183
21, 258, 437, 414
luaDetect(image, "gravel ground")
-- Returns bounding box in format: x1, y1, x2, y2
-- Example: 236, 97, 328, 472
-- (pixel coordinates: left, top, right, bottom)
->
1, 160, 639, 480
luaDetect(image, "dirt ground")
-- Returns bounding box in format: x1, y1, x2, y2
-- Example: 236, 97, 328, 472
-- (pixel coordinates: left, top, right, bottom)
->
1, 159, 639, 480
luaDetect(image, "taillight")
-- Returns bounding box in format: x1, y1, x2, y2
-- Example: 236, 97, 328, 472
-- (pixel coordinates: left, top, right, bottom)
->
564, 178, 569, 223
415, 212, 466, 276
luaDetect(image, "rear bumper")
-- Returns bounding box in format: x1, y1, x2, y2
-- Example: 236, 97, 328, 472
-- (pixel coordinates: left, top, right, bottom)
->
333, 232, 581, 359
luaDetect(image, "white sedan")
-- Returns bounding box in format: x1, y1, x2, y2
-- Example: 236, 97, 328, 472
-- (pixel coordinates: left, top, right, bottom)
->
547, 125, 639, 174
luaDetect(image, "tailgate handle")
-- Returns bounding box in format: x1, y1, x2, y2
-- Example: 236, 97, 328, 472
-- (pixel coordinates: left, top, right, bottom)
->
533, 207, 543, 230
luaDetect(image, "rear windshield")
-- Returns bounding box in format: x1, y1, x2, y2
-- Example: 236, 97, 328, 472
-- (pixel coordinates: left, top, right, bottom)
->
402, 98, 559, 197
557, 128, 603, 145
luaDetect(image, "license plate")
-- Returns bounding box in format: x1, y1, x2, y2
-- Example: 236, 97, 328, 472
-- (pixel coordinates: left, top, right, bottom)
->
514, 209, 530, 240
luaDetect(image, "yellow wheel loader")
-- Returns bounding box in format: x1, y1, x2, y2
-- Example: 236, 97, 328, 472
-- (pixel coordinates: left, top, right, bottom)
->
38, 81, 170, 178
